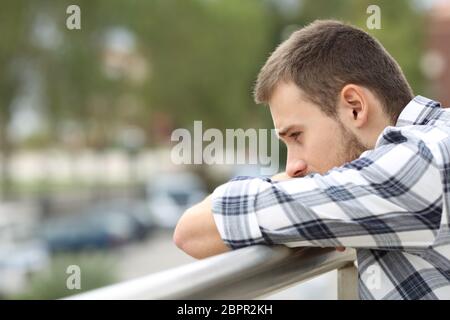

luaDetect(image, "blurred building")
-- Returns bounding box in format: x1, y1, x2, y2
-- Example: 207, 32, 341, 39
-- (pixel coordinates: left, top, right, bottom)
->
424, 1, 450, 106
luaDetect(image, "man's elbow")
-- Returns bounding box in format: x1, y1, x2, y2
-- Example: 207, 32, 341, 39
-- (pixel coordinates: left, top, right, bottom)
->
172, 225, 184, 252
173, 208, 230, 259
173, 209, 193, 253
173, 209, 206, 259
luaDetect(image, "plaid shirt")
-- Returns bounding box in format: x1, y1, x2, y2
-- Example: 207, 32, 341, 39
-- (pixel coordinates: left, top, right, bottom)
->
211, 96, 450, 300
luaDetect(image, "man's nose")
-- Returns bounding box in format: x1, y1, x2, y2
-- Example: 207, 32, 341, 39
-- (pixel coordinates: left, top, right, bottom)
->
286, 158, 308, 177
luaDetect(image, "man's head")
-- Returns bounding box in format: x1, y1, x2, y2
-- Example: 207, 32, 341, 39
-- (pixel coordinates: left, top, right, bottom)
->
254, 20, 414, 177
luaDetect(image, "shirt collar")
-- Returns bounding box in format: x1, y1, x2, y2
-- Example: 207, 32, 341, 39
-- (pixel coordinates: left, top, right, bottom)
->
395, 95, 442, 127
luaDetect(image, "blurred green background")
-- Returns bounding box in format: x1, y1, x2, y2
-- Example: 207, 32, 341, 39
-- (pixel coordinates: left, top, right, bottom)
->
0, 0, 448, 299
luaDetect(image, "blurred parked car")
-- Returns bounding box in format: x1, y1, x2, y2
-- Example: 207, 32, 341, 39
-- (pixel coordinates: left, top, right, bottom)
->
0, 202, 49, 296
89, 199, 157, 240
0, 240, 50, 296
39, 199, 156, 253
145, 172, 208, 228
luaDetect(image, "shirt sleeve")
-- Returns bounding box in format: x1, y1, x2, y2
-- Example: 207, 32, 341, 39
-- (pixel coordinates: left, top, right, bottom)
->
211, 129, 443, 250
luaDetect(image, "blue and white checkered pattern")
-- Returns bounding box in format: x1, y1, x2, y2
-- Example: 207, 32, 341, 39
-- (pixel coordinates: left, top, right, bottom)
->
211, 96, 450, 300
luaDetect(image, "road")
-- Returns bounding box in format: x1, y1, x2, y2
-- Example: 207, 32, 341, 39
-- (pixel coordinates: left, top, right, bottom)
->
116, 229, 196, 280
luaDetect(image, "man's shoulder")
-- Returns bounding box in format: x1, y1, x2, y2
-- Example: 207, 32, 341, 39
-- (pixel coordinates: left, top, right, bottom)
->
364, 121, 450, 169
379, 120, 450, 146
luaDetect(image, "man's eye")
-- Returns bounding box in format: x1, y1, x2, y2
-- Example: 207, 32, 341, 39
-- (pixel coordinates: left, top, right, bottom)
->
289, 132, 302, 140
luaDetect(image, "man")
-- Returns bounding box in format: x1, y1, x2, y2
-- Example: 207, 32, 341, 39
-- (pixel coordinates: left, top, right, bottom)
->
173, 20, 450, 299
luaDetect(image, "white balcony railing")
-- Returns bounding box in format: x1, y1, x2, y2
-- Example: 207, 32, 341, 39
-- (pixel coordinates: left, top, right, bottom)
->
67, 245, 358, 300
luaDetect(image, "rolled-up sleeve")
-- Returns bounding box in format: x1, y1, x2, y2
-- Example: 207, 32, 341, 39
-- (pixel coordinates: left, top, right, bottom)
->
211, 130, 443, 251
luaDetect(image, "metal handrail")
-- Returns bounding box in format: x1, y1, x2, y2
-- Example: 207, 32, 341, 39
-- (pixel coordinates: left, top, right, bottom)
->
67, 245, 358, 300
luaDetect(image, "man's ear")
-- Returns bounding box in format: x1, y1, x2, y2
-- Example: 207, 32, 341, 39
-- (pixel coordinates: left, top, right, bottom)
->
338, 84, 369, 129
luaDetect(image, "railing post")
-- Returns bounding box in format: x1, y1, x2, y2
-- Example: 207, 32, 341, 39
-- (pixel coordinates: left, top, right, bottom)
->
337, 262, 359, 300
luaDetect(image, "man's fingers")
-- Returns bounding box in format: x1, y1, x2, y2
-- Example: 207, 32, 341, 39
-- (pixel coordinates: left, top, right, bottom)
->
336, 247, 346, 252
271, 172, 291, 181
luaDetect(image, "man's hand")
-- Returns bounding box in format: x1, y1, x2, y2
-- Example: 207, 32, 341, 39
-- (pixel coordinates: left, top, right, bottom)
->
173, 195, 230, 259
271, 171, 292, 181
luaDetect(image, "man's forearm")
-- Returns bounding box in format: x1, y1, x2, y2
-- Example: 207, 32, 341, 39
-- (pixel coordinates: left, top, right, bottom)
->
173, 172, 294, 259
